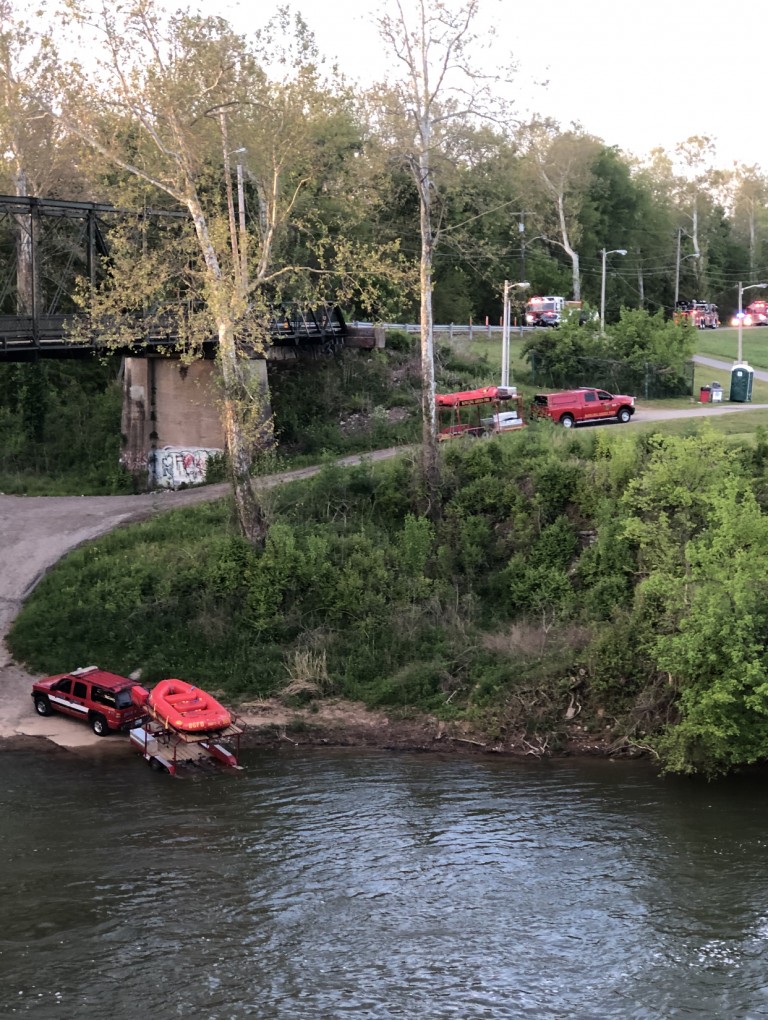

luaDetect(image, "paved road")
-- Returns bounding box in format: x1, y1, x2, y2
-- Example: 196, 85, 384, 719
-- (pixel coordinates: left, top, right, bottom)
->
693, 353, 768, 381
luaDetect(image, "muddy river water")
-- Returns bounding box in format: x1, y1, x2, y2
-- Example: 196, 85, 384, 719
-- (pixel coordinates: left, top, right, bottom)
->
3, 746, 768, 1019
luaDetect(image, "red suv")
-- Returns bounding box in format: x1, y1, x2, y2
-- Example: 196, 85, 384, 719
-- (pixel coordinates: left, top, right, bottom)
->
31, 666, 146, 735
531, 387, 635, 428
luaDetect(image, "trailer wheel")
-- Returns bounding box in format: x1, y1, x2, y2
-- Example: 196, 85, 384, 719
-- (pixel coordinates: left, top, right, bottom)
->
559, 414, 575, 428
34, 696, 52, 716
90, 713, 109, 736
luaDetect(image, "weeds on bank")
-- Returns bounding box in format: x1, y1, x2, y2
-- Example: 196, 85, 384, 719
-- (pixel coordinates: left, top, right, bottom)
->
13, 420, 768, 774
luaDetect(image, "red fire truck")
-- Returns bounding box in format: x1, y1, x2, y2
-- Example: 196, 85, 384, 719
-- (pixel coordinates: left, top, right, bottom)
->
674, 300, 719, 329
525, 295, 586, 327
746, 300, 768, 325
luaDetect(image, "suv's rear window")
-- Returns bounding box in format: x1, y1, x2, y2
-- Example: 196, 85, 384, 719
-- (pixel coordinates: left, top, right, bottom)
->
533, 395, 549, 406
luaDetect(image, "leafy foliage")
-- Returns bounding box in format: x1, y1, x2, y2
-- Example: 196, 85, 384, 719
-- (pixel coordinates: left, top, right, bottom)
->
11, 419, 768, 776
524, 308, 696, 395
0, 359, 132, 494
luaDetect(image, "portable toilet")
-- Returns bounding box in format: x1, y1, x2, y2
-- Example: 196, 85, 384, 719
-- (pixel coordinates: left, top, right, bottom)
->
730, 362, 754, 402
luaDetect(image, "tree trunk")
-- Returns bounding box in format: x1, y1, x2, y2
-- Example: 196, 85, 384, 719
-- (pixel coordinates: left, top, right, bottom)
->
218, 319, 269, 547
418, 143, 440, 518
557, 193, 581, 301
186, 192, 268, 546
14, 169, 37, 318
637, 257, 645, 307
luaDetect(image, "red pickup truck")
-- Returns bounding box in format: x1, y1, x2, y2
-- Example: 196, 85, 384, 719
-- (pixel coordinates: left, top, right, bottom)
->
531, 388, 635, 428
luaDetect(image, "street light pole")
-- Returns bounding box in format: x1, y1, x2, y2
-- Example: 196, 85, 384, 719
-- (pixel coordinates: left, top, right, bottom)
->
737, 281, 768, 363
501, 280, 529, 388
674, 227, 681, 306
600, 248, 627, 332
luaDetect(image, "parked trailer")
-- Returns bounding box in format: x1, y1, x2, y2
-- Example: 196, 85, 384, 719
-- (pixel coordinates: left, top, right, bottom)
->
129, 717, 244, 775
436, 385, 525, 441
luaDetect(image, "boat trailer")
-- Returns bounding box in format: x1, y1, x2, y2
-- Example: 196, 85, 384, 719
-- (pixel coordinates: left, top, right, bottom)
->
129, 715, 244, 776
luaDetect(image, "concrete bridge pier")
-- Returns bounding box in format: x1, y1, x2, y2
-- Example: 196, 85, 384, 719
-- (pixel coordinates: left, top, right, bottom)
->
121, 356, 271, 489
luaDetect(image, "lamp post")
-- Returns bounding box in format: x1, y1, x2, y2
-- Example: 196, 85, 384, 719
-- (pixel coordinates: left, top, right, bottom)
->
737, 281, 768, 363
600, 248, 627, 332
501, 280, 529, 388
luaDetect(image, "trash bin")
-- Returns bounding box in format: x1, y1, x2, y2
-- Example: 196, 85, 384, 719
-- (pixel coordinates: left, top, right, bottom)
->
700, 385, 711, 403
710, 382, 723, 403
730, 363, 754, 402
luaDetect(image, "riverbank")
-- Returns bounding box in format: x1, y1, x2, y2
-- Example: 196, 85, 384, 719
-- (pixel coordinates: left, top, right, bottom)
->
0, 451, 628, 763
0, 686, 623, 764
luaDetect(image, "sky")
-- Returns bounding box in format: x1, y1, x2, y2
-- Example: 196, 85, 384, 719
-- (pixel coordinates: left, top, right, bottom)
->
213, 0, 767, 173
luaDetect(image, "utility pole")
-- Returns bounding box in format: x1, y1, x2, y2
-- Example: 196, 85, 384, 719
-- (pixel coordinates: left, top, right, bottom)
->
501, 280, 510, 389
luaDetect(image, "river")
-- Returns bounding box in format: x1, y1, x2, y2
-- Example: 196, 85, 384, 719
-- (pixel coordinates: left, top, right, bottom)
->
2, 746, 768, 1019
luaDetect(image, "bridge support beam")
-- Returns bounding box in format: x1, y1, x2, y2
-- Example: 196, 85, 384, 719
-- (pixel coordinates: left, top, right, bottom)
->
121, 356, 271, 489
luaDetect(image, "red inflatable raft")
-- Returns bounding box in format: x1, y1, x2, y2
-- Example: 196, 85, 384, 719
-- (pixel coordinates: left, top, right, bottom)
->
147, 678, 232, 733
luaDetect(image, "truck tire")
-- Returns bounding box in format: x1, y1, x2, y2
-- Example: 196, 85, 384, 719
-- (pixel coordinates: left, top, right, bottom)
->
34, 696, 52, 716
90, 713, 110, 736
618, 407, 632, 424
559, 414, 575, 428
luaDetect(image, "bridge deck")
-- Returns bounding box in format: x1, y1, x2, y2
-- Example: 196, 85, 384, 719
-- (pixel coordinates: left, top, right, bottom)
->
0, 309, 348, 361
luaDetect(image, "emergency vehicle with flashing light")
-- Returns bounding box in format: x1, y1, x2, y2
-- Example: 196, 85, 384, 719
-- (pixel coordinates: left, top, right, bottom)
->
674, 300, 719, 329
746, 300, 768, 325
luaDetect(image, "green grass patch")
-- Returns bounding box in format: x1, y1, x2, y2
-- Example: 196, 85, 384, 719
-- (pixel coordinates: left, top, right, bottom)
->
695, 325, 768, 370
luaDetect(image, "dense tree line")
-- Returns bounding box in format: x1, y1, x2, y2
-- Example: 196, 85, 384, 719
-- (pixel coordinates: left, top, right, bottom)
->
0, 0, 764, 532
0, 2, 764, 329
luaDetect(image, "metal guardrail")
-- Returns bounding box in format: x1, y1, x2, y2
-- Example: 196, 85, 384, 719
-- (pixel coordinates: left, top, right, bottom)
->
350, 322, 533, 336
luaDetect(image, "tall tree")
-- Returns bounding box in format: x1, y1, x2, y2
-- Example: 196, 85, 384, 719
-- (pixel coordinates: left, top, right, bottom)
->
373, 0, 512, 514
9, 0, 405, 544
516, 119, 603, 302
0, 1, 92, 316
728, 163, 768, 276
